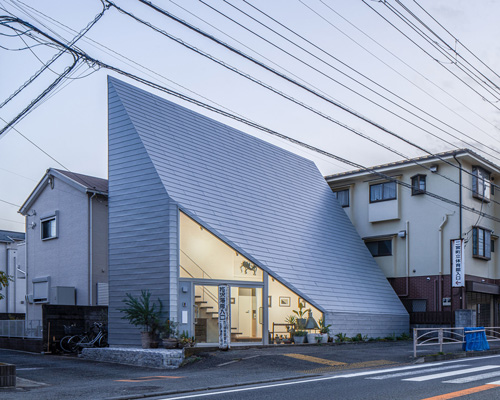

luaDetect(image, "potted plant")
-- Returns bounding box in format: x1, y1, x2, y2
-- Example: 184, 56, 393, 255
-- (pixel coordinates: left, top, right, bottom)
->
179, 330, 195, 348
159, 318, 178, 349
292, 303, 310, 330
119, 290, 163, 349
293, 329, 307, 344
318, 318, 331, 344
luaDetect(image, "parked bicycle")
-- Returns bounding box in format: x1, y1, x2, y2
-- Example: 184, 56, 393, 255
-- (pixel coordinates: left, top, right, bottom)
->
60, 322, 108, 353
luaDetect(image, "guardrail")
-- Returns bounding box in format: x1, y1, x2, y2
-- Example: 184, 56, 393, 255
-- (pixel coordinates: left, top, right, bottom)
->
413, 327, 500, 357
0, 320, 42, 338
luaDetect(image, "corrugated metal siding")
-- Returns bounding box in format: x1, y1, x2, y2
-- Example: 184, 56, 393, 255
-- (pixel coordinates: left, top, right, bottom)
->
108, 78, 407, 325
108, 82, 175, 345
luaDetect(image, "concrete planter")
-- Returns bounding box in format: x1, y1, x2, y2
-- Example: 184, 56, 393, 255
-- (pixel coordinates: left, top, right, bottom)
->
0, 363, 16, 387
293, 335, 306, 344
306, 333, 323, 344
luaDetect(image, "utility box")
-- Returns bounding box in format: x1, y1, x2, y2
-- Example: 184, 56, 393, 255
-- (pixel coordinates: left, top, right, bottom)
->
51, 286, 76, 305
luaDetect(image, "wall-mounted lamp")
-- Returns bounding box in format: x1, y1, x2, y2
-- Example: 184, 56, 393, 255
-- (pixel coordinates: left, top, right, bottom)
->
426, 277, 430, 281
398, 230, 406, 238
430, 165, 438, 173
30, 221, 36, 229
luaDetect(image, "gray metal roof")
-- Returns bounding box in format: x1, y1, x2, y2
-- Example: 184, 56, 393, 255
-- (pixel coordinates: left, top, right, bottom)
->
108, 77, 407, 316
54, 169, 108, 194
0, 230, 25, 243
325, 148, 500, 180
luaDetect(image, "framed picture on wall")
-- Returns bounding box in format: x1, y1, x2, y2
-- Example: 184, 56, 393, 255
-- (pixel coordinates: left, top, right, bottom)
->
268, 296, 272, 307
279, 296, 290, 307
298, 297, 306, 308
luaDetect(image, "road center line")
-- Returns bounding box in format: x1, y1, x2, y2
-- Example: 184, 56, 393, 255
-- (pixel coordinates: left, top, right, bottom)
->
420, 384, 500, 400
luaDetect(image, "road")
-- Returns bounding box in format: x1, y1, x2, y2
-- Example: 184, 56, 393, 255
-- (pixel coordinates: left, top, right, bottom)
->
151, 355, 500, 400
2, 343, 500, 399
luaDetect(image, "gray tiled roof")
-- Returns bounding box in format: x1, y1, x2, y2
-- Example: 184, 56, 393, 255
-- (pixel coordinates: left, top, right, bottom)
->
0, 230, 25, 243
108, 77, 407, 316
55, 169, 108, 194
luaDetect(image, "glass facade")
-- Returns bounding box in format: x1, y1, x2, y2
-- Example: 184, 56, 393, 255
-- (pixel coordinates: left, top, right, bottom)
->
180, 211, 323, 344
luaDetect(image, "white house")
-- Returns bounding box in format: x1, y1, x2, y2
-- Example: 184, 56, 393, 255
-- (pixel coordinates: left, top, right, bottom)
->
19, 169, 108, 327
0, 230, 25, 314
325, 149, 500, 327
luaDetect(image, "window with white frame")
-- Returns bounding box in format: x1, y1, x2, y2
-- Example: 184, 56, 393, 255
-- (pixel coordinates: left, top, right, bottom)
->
472, 226, 492, 260
472, 166, 491, 201
369, 181, 396, 203
332, 188, 349, 207
41, 213, 58, 240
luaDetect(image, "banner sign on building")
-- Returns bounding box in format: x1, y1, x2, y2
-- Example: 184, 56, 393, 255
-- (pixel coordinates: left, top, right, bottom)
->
218, 284, 230, 350
451, 239, 465, 288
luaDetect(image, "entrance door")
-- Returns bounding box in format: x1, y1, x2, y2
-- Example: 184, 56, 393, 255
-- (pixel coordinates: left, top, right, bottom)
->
194, 285, 219, 343
230, 287, 263, 343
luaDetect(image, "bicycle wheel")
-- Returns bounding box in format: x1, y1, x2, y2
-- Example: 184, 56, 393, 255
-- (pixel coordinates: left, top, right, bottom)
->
67, 335, 83, 353
60, 335, 74, 353
98, 333, 108, 348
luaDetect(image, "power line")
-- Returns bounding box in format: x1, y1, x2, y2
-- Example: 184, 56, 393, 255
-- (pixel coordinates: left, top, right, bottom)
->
312, 0, 500, 147
5, 11, 500, 222
124, 1, 500, 197
210, 0, 500, 163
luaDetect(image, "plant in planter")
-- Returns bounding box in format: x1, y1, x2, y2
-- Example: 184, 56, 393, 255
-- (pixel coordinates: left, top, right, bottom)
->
179, 330, 195, 348
293, 329, 307, 344
318, 318, 331, 344
159, 319, 179, 349
119, 290, 163, 349
292, 303, 310, 330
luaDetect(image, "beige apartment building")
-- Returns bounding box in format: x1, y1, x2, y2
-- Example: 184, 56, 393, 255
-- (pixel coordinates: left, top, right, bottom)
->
326, 149, 500, 327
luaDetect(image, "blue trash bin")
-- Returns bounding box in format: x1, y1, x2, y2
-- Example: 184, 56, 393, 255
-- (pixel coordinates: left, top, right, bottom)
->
462, 327, 489, 351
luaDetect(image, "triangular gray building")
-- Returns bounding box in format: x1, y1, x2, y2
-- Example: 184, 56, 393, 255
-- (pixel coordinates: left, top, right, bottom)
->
108, 77, 408, 346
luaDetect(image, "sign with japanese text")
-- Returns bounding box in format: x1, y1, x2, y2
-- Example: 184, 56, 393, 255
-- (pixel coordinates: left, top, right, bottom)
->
451, 239, 465, 288
218, 284, 230, 350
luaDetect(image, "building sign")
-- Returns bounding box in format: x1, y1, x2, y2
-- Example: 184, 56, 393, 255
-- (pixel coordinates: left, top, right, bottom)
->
218, 285, 230, 350
451, 239, 465, 288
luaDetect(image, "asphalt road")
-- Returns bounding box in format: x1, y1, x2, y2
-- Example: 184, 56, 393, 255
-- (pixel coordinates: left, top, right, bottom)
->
150, 355, 500, 400
0, 341, 497, 400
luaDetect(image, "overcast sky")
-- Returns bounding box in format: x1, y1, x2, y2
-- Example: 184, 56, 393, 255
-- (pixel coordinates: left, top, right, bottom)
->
1, 0, 500, 232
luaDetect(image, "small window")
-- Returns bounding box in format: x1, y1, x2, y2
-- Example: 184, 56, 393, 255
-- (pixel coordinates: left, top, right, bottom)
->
472, 226, 492, 260
370, 181, 396, 203
41, 215, 57, 240
365, 239, 392, 257
411, 174, 426, 195
472, 166, 491, 201
332, 188, 349, 207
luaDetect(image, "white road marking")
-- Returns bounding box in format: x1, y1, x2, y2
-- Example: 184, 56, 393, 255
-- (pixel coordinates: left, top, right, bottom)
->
444, 370, 500, 384
368, 365, 469, 380
16, 368, 43, 371
403, 366, 500, 382
153, 356, 500, 399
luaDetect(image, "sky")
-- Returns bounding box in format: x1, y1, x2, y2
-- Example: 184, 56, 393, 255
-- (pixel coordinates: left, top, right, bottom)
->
1, 0, 500, 232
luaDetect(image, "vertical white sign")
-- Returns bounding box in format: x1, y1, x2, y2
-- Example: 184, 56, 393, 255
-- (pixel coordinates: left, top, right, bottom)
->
218, 285, 230, 350
452, 239, 465, 288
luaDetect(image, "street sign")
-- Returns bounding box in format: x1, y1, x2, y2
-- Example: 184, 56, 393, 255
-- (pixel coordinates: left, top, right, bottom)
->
451, 239, 465, 287
218, 284, 230, 350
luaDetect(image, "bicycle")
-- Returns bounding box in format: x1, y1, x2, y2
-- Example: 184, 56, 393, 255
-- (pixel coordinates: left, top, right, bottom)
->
60, 322, 108, 353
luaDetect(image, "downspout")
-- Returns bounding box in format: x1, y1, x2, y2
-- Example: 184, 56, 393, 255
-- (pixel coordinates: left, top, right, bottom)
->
89, 193, 96, 306
399, 220, 410, 297
453, 153, 465, 310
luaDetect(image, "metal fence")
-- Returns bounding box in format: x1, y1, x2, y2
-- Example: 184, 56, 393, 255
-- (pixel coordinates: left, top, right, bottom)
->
0, 320, 42, 338
413, 327, 500, 357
